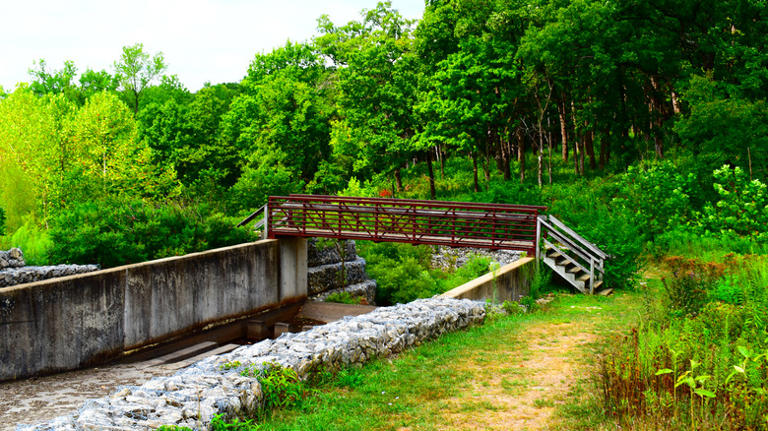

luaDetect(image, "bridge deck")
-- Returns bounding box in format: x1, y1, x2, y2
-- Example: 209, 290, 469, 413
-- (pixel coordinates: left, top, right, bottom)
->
267, 195, 546, 254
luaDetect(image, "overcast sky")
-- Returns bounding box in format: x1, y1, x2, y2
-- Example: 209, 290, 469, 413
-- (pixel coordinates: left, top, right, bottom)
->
0, 0, 425, 92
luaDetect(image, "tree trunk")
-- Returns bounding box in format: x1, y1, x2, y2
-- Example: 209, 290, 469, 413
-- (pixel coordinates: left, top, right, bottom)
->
571, 103, 581, 176
547, 115, 553, 184
500, 133, 511, 181
426, 150, 436, 200
394, 168, 403, 192
472, 152, 480, 192
483, 130, 492, 184
440, 147, 445, 179
537, 122, 543, 187
649, 76, 665, 159
517, 129, 525, 183
573, 134, 581, 176
585, 128, 596, 170
559, 97, 568, 162
599, 129, 610, 169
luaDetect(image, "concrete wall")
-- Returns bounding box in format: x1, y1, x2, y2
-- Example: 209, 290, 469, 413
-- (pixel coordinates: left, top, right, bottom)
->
441, 257, 535, 302
0, 239, 307, 381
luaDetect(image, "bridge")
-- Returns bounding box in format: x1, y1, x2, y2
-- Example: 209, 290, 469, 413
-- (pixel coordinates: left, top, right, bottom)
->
241, 195, 609, 294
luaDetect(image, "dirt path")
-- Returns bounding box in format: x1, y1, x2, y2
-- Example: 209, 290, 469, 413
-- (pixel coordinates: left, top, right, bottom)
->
436, 295, 637, 431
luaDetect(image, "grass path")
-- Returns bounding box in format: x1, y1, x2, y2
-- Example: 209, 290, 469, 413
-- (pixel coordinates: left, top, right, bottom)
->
259, 291, 643, 431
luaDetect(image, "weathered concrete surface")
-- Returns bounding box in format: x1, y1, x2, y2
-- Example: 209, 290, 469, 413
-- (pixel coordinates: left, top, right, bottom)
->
441, 257, 535, 302
279, 238, 308, 302
0, 239, 307, 381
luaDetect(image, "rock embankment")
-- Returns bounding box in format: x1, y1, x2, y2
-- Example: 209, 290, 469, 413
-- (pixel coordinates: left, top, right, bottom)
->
431, 246, 524, 271
307, 239, 377, 304
0, 249, 98, 288
0, 248, 25, 269
21, 297, 485, 431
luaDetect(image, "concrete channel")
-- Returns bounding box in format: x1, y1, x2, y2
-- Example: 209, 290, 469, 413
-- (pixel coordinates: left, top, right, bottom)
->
0, 301, 377, 429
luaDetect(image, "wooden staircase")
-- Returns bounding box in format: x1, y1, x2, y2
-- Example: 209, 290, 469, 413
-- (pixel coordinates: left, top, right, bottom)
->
537, 215, 609, 294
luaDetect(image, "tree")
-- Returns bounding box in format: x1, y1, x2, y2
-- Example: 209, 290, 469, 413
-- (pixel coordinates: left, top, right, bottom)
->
79, 69, 119, 101
0, 87, 64, 227
114, 43, 167, 113
69, 92, 178, 199
28, 59, 78, 97
317, 2, 420, 194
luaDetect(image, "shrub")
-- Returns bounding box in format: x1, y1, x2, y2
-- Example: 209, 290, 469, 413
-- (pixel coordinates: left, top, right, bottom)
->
0, 218, 52, 265
358, 242, 439, 305
241, 361, 307, 417
548, 180, 644, 290
47, 199, 256, 267
661, 256, 724, 316
612, 161, 695, 238
695, 166, 768, 242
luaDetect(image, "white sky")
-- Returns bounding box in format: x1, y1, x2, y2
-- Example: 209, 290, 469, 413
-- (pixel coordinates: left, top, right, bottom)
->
0, 0, 425, 92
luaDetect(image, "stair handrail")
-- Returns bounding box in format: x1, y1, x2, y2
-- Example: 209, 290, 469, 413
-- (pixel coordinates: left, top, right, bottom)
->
545, 215, 609, 260
537, 215, 610, 294
540, 224, 602, 272
236, 204, 269, 239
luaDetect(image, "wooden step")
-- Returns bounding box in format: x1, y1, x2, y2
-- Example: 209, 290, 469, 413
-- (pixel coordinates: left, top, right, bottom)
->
566, 265, 582, 274
594, 280, 604, 290
547, 251, 563, 259
577, 274, 591, 282
596, 287, 613, 297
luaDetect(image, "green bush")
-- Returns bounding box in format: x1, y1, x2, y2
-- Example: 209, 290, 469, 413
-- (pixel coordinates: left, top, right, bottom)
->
241, 361, 307, 417
359, 241, 495, 305
0, 218, 52, 265
47, 199, 256, 267
612, 161, 695, 238
548, 180, 645, 290
694, 166, 768, 242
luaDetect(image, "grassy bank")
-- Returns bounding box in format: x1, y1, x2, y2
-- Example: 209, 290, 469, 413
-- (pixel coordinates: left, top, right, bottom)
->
246, 290, 642, 430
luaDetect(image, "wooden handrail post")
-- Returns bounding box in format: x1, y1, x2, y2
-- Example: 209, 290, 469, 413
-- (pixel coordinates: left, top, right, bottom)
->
263, 203, 269, 240
535, 215, 542, 262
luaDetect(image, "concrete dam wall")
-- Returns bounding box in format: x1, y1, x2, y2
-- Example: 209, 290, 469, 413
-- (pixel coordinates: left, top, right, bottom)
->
0, 239, 307, 381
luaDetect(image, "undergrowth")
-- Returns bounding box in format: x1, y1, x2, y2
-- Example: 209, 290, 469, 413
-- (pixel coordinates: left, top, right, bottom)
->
596, 253, 768, 430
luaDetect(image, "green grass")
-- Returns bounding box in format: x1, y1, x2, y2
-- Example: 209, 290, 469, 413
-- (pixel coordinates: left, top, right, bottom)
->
247, 290, 643, 431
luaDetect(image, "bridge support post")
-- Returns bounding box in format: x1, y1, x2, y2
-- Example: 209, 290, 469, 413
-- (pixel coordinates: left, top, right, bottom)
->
278, 238, 308, 302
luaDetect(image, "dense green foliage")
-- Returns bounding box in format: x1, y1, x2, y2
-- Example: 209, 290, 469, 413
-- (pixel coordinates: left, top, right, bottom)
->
2, 0, 766, 269
358, 241, 492, 305
47, 200, 255, 267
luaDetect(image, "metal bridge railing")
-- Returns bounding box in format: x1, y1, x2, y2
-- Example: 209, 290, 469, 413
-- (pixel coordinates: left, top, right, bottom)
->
266, 195, 547, 255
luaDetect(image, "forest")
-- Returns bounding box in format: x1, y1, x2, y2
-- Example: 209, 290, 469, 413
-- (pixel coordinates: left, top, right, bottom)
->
1, 0, 767, 429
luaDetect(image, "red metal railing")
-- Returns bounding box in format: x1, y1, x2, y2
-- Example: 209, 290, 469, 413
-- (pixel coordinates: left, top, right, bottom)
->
267, 195, 546, 255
